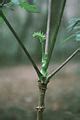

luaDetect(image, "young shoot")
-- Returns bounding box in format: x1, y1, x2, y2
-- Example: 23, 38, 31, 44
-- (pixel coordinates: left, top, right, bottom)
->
0, 1, 80, 120
33, 31, 48, 78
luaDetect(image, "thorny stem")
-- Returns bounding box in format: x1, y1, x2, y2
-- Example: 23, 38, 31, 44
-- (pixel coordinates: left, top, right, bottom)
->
0, 10, 42, 78
45, 0, 51, 55
36, 81, 47, 120
47, 48, 80, 83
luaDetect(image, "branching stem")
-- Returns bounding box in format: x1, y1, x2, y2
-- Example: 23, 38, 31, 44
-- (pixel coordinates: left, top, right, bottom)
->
47, 48, 80, 83
47, 0, 66, 67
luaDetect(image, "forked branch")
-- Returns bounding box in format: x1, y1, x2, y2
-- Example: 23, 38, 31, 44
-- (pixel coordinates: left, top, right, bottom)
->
0, 11, 42, 78
46, 48, 80, 83
47, 0, 66, 67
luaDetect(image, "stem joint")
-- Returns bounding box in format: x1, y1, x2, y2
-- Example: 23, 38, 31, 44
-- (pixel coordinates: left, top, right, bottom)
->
36, 106, 45, 112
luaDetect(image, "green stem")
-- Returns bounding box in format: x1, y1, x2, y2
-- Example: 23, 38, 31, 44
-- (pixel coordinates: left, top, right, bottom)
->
0, 10, 42, 78
47, 48, 80, 83
41, 42, 45, 59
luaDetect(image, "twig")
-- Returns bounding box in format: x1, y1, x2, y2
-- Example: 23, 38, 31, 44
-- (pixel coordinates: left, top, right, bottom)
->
46, 48, 80, 83
1, 11, 42, 78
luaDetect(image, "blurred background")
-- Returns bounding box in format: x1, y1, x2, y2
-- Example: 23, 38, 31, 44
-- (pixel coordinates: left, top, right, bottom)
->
0, 0, 80, 119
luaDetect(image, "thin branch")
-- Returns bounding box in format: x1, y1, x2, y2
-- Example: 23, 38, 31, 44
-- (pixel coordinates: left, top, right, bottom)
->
45, 0, 51, 55
46, 48, 80, 83
1, 11, 42, 78
47, 0, 66, 67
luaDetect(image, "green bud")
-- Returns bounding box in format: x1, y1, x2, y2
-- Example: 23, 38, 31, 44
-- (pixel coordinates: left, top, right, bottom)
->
33, 31, 46, 43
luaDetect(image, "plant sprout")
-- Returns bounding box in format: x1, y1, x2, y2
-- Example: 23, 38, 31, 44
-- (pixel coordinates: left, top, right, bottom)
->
0, 0, 80, 120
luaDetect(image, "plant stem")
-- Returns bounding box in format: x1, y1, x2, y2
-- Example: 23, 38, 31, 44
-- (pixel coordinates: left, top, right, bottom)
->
41, 42, 45, 60
1, 10, 42, 78
36, 81, 47, 120
47, 48, 80, 82
47, 0, 66, 67
45, 0, 51, 55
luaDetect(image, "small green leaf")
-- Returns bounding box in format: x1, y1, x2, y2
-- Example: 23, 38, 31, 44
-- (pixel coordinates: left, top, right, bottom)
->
63, 32, 80, 42
0, 0, 39, 13
63, 18, 80, 43
67, 18, 80, 31
19, 2, 39, 13
63, 34, 75, 42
